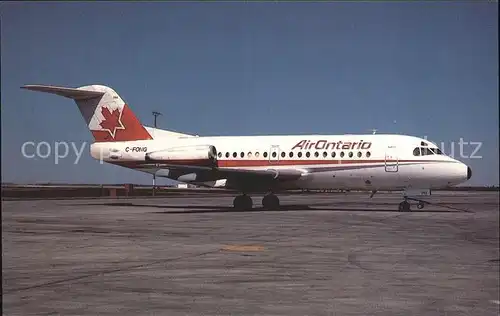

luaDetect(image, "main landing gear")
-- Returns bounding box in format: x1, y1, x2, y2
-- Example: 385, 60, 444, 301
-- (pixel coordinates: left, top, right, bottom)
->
398, 197, 426, 212
262, 193, 280, 210
233, 193, 280, 210
233, 194, 253, 210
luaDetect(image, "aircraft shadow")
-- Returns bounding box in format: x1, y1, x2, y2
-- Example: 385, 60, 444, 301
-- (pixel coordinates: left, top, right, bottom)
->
83, 202, 470, 215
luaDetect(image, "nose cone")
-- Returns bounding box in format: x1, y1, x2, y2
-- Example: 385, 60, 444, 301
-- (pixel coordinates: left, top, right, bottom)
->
467, 166, 472, 180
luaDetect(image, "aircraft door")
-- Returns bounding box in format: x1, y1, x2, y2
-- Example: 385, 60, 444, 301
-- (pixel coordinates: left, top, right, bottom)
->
269, 145, 280, 164
384, 145, 398, 172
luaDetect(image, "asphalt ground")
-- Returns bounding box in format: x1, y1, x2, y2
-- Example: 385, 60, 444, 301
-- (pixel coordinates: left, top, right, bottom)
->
2, 191, 499, 315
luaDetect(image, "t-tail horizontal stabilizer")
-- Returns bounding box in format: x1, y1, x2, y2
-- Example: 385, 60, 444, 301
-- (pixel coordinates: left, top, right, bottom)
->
21, 85, 105, 100
21, 84, 153, 142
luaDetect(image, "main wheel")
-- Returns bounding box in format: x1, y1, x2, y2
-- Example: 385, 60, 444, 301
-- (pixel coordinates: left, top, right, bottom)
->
233, 195, 253, 210
398, 201, 411, 212
417, 202, 425, 209
262, 194, 280, 210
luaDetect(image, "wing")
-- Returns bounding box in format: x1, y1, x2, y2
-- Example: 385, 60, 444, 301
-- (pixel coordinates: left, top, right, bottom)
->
149, 163, 305, 191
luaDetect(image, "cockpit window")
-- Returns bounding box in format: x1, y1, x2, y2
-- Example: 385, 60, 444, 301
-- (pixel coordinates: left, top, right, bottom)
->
414, 146, 444, 156
421, 148, 434, 155
428, 147, 444, 155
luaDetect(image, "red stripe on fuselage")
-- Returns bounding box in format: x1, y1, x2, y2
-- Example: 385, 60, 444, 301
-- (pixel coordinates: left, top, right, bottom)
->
110, 159, 442, 169
111, 159, 215, 168
216, 159, 442, 167
218, 159, 376, 167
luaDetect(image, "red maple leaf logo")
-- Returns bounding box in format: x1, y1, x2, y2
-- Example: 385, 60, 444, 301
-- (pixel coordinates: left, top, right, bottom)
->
99, 106, 125, 138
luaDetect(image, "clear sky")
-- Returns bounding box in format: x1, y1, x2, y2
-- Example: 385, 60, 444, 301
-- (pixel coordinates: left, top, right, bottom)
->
1, 1, 498, 186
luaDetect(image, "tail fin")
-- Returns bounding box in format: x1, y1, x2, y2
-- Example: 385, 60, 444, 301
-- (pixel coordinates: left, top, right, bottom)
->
21, 84, 153, 142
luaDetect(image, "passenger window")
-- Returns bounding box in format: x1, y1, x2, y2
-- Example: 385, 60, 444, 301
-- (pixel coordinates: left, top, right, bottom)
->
306, 152, 311, 158
348, 152, 353, 158
289, 152, 294, 158
314, 152, 319, 158
366, 151, 371, 158
413, 147, 420, 156
233, 152, 237, 158
247, 152, 252, 158
357, 151, 362, 158
281, 152, 286, 158
323, 151, 327, 158
263, 152, 268, 158
272, 152, 277, 158
298, 152, 302, 158
255, 152, 260, 158
240, 152, 244, 158
331, 152, 336, 158
340, 152, 344, 158
218, 152, 222, 158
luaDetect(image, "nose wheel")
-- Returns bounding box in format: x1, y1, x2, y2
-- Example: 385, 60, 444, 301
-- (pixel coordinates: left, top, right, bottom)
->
398, 198, 411, 212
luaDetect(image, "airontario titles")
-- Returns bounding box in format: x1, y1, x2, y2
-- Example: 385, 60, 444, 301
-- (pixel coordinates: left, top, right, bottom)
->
291, 139, 372, 151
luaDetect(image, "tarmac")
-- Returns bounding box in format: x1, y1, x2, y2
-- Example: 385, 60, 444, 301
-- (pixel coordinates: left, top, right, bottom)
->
2, 191, 499, 316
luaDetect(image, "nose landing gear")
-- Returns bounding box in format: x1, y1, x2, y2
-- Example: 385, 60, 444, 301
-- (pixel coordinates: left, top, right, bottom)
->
398, 198, 411, 212
398, 197, 427, 212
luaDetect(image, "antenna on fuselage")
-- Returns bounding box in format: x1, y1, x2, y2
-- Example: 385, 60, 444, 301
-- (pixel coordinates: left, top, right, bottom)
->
370, 129, 378, 135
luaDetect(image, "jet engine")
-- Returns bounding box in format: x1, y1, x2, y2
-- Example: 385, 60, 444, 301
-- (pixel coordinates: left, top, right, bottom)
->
145, 145, 217, 167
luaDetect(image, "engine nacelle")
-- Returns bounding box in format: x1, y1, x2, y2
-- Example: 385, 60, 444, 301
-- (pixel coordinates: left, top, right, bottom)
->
145, 145, 217, 167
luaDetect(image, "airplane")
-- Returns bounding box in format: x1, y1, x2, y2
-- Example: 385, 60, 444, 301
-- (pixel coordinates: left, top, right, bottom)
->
21, 84, 472, 212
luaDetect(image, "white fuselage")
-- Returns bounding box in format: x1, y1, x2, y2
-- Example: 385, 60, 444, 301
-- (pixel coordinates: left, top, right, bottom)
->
21, 83, 473, 210
21, 84, 471, 196
90, 133, 471, 192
